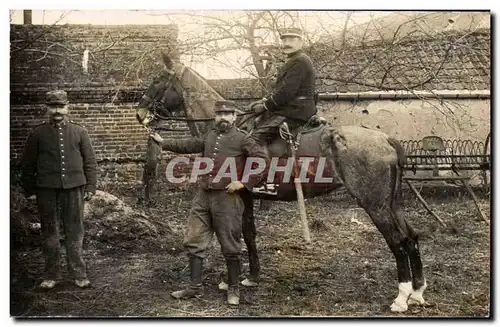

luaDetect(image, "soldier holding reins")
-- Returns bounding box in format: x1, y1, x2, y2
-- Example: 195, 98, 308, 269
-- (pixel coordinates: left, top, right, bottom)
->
150, 100, 268, 305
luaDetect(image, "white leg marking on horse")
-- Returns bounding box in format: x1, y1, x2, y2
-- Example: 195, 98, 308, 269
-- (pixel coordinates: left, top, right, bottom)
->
390, 282, 412, 312
408, 279, 427, 305
218, 281, 228, 291
241, 278, 258, 287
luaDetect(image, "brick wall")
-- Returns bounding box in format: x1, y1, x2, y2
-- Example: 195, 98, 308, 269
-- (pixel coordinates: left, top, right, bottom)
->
10, 24, 178, 88
10, 24, 186, 187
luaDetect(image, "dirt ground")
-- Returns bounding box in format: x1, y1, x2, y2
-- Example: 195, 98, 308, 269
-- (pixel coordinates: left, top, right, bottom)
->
10, 182, 491, 318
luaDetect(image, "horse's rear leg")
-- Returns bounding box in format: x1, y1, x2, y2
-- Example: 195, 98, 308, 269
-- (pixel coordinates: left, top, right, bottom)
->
361, 204, 414, 312
241, 191, 260, 287
403, 220, 427, 305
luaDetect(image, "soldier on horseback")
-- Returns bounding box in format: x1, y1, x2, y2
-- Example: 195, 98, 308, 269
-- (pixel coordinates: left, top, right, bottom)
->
250, 27, 317, 145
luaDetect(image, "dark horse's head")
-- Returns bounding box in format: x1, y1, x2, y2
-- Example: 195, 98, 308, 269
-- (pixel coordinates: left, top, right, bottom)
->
136, 53, 186, 125
136, 53, 260, 137
137, 53, 240, 136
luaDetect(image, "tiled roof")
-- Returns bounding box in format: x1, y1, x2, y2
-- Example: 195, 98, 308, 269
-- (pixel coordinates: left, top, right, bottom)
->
309, 13, 490, 92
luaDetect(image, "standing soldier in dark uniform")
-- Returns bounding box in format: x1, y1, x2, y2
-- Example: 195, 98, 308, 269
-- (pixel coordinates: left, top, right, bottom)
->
20, 90, 97, 290
150, 100, 267, 305
250, 27, 317, 144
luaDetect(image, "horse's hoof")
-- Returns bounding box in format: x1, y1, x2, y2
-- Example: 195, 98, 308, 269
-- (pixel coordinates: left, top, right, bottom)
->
408, 280, 427, 305
218, 281, 228, 291
241, 278, 258, 287
408, 296, 426, 306
390, 301, 408, 313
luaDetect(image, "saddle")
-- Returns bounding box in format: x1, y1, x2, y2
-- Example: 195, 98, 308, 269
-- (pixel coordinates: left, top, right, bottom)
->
252, 115, 333, 196
267, 115, 328, 158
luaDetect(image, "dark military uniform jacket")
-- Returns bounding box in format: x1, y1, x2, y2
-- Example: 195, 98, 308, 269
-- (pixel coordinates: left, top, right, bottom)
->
20, 118, 97, 195
161, 125, 268, 190
263, 50, 317, 122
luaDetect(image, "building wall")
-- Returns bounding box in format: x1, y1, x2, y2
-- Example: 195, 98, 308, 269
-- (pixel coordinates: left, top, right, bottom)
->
315, 98, 490, 143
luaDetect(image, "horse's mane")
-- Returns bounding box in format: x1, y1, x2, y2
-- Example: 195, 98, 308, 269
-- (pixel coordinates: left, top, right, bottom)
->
174, 64, 258, 134
178, 66, 225, 120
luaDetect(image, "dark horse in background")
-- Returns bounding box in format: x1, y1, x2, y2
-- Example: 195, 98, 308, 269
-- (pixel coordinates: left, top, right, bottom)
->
135, 53, 428, 312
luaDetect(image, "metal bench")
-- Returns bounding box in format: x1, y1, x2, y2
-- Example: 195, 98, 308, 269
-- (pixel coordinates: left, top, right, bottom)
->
400, 134, 490, 226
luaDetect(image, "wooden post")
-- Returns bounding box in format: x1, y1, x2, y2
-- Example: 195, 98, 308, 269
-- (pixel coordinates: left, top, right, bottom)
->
284, 123, 311, 244
23, 10, 32, 25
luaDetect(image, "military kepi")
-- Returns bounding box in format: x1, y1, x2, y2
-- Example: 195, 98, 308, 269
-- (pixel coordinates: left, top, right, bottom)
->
214, 100, 237, 113
280, 27, 303, 39
46, 90, 69, 105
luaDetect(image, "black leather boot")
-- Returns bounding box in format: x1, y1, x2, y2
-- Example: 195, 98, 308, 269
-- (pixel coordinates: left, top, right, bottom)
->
226, 258, 241, 305
171, 256, 203, 299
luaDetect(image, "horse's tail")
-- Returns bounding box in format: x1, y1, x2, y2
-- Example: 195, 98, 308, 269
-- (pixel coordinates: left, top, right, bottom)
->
387, 137, 406, 204
387, 137, 418, 240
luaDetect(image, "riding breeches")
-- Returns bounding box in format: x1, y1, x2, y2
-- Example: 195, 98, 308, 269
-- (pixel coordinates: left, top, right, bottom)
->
250, 112, 303, 145
183, 188, 245, 260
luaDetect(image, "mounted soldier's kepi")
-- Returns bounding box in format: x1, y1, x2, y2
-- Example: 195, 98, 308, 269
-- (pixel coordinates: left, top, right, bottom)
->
280, 27, 303, 39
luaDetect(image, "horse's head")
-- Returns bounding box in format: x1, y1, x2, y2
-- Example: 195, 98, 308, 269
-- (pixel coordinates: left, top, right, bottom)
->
136, 53, 186, 125
136, 53, 256, 136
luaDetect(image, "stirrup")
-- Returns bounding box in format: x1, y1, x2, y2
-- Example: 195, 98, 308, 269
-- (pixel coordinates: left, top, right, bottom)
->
252, 183, 278, 195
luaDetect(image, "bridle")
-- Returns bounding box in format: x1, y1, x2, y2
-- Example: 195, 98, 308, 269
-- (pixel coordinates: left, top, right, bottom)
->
140, 69, 183, 122
140, 93, 177, 121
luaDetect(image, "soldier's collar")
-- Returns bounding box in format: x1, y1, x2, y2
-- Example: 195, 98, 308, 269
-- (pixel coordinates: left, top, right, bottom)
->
50, 116, 69, 128
213, 123, 235, 134
287, 49, 303, 58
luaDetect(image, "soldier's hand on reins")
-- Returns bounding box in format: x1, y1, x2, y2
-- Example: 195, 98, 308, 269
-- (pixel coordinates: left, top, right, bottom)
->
136, 108, 150, 126
249, 100, 266, 114
149, 132, 163, 144
226, 181, 245, 193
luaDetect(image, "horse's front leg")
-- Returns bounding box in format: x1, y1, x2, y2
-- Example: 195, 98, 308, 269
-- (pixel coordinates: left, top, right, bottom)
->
142, 136, 162, 205
241, 190, 260, 287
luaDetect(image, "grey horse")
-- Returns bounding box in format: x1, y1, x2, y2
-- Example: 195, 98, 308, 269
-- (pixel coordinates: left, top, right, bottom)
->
135, 53, 427, 312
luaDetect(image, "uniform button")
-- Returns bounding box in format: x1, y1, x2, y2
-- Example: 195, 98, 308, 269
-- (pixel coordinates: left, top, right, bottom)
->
61, 150, 64, 153
60, 138, 63, 141
62, 162, 65, 165
62, 156, 65, 159
62, 168, 65, 171
62, 175, 65, 177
